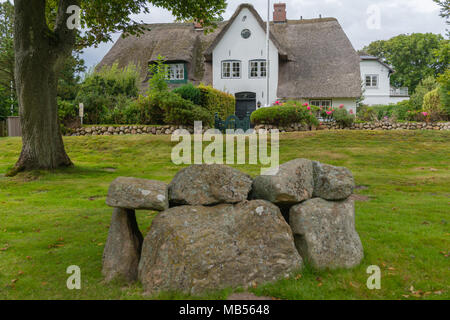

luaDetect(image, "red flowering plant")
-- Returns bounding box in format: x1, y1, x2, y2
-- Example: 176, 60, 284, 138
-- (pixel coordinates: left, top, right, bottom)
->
319, 104, 355, 128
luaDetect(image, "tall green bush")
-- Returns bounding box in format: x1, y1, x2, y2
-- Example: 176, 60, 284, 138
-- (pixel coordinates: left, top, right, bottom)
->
173, 83, 202, 106
423, 88, 441, 114
410, 76, 439, 109
333, 108, 355, 127
198, 84, 235, 119
438, 69, 450, 116
392, 100, 413, 120
157, 90, 213, 126
91, 62, 139, 97
75, 62, 140, 124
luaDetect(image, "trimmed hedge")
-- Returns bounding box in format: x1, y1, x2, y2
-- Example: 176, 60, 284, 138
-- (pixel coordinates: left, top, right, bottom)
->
198, 84, 235, 119
251, 103, 319, 127
156, 90, 213, 126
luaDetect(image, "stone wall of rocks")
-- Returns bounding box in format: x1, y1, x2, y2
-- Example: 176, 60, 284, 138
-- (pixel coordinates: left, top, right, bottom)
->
68, 125, 210, 136
68, 121, 450, 136
255, 121, 450, 132
102, 160, 364, 296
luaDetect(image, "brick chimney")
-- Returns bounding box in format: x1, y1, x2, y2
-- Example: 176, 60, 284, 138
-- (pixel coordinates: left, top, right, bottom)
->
194, 20, 203, 29
273, 3, 287, 23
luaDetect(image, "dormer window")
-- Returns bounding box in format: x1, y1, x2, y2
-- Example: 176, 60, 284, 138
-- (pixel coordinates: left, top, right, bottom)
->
166, 63, 185, 81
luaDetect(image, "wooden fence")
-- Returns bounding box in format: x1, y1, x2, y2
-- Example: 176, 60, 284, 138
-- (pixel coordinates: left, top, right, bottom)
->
7, 116, 21, 137
0, 120, 6, 137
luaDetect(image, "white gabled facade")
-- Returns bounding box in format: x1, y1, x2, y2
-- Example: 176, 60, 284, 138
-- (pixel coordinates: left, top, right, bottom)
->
212, 7, 279, 108
360, 56, 410, 106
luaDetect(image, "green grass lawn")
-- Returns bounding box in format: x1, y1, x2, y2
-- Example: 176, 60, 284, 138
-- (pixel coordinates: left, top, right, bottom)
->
0, 131, 449, 300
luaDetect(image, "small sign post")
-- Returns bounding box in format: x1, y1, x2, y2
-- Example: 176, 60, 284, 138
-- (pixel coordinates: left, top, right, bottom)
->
79, 103, 84, 126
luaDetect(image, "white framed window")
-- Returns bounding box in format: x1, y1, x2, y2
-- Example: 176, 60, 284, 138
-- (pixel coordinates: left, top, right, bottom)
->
222, 60, 241, 79
310, 100, 332, 108
166, 64, 185, 81
365, 75, 378, 88
249, 60, 267, 79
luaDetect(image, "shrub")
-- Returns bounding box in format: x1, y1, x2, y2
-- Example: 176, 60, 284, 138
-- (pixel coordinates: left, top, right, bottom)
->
57, 99, 78, 134
356, 105, 377, 122
438, 69, 450, 116
370, 105, 396, 120
173, 83, 202, 106
100, 96, 138, 125
392, 100, 413, 120
75, 62, 140, 124
410, 76, 438, 110
251, 103, 319, 127
157, 90, 213, 126
423, 88, 441, 114
147, 55, 169, 93
333, 108, 355, 127
124, 94, 165, 125
92, 62, 139, 97
198, 84, 235, 119
75, 91, 110, 124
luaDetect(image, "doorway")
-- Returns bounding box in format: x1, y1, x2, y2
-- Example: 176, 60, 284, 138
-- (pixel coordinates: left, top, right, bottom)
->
235, 92, 256, 120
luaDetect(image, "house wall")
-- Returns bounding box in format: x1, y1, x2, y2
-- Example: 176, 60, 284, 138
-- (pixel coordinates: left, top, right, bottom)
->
360, 60, 409, 105
212, 7, 279, 106
363, 95, 410, 106
332, 98, 358, 114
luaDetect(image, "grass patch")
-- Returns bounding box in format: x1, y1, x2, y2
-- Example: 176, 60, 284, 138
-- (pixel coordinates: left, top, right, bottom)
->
0, 131, 449, 300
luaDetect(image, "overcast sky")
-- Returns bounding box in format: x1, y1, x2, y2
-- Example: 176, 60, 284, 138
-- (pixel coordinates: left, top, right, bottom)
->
81, 0, 445, 69
2, 0, 446, 69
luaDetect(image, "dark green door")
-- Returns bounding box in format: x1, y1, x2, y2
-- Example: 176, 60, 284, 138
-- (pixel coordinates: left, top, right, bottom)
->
235, 92, 256, 120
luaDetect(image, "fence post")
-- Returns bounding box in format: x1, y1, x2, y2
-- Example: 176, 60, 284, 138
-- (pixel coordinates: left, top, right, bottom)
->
0, 121, 6, 137
7, 116, 22, 137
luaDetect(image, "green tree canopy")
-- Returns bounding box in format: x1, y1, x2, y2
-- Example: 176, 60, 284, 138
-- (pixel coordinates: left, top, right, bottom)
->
364, 33, 448, 93
0, 1, 15, 94
11, 0, 227, 173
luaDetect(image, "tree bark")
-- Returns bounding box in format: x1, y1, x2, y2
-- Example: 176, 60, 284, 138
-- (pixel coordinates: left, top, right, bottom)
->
12, 0, 78, 173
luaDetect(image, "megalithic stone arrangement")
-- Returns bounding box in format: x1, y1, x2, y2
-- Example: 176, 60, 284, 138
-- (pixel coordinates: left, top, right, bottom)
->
103, 159, 364, 295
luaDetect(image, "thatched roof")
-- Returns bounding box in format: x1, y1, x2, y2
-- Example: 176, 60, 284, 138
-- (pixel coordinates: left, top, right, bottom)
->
97, 22, 226, 89
274, 18, 361, 98
98, 4, 361, 98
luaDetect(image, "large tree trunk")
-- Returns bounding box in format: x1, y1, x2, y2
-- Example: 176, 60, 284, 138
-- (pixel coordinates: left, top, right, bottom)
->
12, 0, 77, 173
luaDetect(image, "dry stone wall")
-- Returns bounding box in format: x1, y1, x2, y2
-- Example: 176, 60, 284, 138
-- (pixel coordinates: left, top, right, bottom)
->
67, 121, 450, 136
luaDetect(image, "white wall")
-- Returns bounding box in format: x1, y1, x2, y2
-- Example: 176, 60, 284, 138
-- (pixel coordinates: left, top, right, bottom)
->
360, 60, 409, 105
363, 95, 410, 106
332, 98, 357, 114
212, 7, 279, 106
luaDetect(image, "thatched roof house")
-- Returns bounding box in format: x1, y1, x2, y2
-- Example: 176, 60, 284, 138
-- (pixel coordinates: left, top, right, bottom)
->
99, 3, 361, 116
